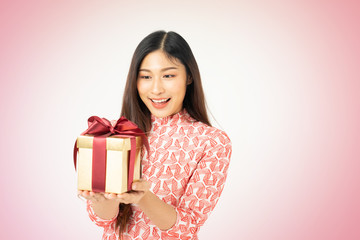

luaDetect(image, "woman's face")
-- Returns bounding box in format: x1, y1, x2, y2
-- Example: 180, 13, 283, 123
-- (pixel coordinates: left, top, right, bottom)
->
137, 50, 188, 118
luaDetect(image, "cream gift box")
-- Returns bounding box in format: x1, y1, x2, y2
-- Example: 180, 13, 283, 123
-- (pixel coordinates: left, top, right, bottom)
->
76, 135, 142, 194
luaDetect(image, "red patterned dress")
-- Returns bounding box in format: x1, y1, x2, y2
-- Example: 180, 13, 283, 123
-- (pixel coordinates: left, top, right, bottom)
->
87, 109, 232, 240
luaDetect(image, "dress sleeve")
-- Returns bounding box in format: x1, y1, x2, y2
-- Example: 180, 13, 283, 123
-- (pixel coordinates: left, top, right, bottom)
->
161, 129, 232, 239
86, 200, 118, 228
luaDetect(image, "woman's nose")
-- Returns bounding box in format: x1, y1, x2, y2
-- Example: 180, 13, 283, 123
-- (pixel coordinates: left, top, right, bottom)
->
151, 77, 164, 95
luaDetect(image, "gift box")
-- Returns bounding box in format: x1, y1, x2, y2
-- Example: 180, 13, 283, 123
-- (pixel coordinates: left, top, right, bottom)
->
74, 116, 149, 194
77, 135, 142, 194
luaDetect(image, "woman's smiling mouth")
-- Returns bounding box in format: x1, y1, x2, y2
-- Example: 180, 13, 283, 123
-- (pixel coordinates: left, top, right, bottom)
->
150, 98, 171, 108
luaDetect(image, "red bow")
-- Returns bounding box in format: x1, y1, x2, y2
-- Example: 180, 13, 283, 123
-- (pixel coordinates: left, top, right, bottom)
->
74, 116, 149, 192
81, 116, 147, 137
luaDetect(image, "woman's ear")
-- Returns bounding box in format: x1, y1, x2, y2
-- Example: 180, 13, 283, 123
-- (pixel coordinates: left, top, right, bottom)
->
187, 76, 193, 85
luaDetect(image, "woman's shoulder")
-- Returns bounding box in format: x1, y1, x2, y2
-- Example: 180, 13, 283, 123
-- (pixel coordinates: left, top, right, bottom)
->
180, 109, 231, 146
190, 121, 232, 165
193, 121, 231, 146
178, 112, 232, 161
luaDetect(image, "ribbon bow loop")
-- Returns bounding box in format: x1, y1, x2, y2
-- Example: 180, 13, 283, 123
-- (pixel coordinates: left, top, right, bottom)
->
113, 116, 139, 132
81, 116, 114, 136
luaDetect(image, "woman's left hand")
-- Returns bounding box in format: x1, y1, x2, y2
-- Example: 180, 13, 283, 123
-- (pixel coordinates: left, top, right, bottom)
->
104, 179, 151, 204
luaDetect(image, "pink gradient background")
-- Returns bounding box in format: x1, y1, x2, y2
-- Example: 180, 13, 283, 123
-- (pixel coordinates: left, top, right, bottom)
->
1, 0, 359, 239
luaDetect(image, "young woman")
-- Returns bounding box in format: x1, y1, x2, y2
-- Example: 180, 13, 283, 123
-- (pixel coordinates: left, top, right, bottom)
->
79, 30, 232, 240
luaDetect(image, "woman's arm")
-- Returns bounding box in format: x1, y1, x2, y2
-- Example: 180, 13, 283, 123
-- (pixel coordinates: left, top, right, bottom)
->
107, 180, 177, 231
135, 182, 177, 230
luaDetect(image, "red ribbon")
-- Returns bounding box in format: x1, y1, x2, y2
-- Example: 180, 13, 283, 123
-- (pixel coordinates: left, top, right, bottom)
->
74, 116, 149, 193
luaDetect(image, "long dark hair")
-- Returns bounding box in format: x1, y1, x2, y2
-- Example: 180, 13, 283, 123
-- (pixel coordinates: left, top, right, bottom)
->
117, 30, 211, 236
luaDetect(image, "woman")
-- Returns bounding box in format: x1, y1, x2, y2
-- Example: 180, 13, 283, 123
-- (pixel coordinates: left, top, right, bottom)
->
79, 30, 232, 240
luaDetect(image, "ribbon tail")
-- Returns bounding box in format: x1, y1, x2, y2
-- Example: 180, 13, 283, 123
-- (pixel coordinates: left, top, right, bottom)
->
73, 140, 78, 170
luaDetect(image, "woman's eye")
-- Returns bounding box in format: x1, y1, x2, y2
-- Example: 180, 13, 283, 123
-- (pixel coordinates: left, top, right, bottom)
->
140, 76, 151, 79
163, 74, 175, 78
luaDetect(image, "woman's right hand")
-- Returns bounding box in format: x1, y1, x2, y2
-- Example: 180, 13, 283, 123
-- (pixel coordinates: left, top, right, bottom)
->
78, 190, 107, 202
78, 190, 122, 220
78, 190, 123, 203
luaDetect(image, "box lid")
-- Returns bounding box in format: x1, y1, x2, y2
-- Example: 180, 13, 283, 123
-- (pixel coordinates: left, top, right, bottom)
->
77, 135, 142, 151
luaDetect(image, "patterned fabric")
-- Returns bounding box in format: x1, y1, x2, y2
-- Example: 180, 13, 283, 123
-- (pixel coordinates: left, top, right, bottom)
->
87, 109, 232, 240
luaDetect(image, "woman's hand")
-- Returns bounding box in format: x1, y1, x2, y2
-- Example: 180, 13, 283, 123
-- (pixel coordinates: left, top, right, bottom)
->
105, 179, 151, 204
78, 179, 150, 205
78, 190, 121, 220
78, 180, 175, 229
78, 190, 113, 203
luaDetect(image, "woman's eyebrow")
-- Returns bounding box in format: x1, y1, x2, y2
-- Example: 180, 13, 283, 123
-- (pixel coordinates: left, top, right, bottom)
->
161, 67, 178, 71
139, 67, 178, 72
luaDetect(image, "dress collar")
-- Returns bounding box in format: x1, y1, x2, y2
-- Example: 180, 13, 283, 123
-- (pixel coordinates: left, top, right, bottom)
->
151, 108, 193, 126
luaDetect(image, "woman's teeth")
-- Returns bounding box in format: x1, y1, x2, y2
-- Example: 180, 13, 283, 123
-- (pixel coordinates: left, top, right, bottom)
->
151, 98, 169, 103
